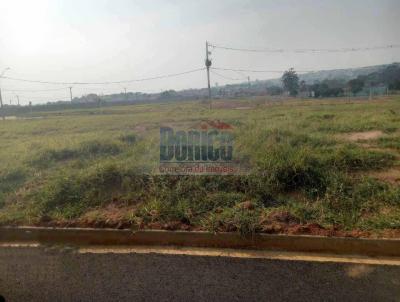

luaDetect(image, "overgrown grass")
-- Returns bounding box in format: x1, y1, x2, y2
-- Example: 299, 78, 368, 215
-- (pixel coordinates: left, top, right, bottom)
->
0, 97, 399, 235
30, 140, 123, 167
378, 136, 400, 150
0, 168, 27, 208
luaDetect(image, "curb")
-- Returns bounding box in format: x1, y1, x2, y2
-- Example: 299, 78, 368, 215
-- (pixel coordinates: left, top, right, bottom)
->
1, 226, 400, 257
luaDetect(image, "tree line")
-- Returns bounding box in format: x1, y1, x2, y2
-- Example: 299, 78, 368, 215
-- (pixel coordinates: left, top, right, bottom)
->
281, 63, 400, 97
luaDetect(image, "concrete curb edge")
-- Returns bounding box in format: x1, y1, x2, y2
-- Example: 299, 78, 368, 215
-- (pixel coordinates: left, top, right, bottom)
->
1, 226, 399, 257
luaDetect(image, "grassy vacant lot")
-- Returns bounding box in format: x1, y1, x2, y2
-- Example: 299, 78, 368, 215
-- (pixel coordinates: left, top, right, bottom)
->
0, 96, 399, 237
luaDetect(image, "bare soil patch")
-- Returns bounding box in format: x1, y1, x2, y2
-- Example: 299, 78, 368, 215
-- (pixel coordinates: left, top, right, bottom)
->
369, 167, 400, 184
134, 125, 147, 133
211, 99, 264, 109
341, 130, 384, 142
235, 107, 253, 110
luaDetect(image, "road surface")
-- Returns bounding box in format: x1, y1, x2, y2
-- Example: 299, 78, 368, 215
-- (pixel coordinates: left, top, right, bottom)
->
0, 245, 399, 302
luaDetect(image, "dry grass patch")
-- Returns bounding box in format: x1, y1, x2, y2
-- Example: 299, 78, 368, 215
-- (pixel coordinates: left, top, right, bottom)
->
369, 167, 400, 185
340, 130, 384, 142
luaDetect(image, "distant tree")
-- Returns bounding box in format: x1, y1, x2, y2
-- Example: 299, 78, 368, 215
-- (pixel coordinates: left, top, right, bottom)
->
311, 79, 345, 98
312, 82, 328, 97
383, 64, 400, 89
282, 68, 299, 96
348, 78, 365, 95
311, 80, 344, 98
160, 90, 177, 99
366, 64, 400, 90
389, 80, 400, 90
299, 80, 307, 92
267, 85, 283, 95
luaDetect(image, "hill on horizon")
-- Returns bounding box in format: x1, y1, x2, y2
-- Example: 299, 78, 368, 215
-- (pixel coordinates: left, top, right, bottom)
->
206, 62, 400, 93
297, 62, 400, 85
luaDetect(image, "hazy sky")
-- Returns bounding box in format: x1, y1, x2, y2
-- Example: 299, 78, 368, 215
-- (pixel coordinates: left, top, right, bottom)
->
0, 0, 399, 104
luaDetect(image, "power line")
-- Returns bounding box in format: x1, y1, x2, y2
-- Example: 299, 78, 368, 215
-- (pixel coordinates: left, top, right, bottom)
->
213, 64, 400, 74
212, 67, 312, 73
209, 43, 400, 53
210, 70, 246, 81
4, 85, 142, 93
0, 67, 205, 85
18, 96, 70, 100
2, 87, 69, 92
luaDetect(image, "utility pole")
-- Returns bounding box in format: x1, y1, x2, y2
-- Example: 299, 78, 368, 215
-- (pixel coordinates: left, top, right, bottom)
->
205, 41, 212, 108
247, 76, 251, 90
124, 87, 128, 100
16, 95, 20, 106
69, 86, 73, 102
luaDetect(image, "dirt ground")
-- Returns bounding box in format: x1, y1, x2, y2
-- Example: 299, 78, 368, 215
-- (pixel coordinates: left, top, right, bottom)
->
338, 130, 384, 142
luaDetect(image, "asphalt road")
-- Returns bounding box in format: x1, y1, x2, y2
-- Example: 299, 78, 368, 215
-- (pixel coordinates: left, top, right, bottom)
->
0, 245, 400, 302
